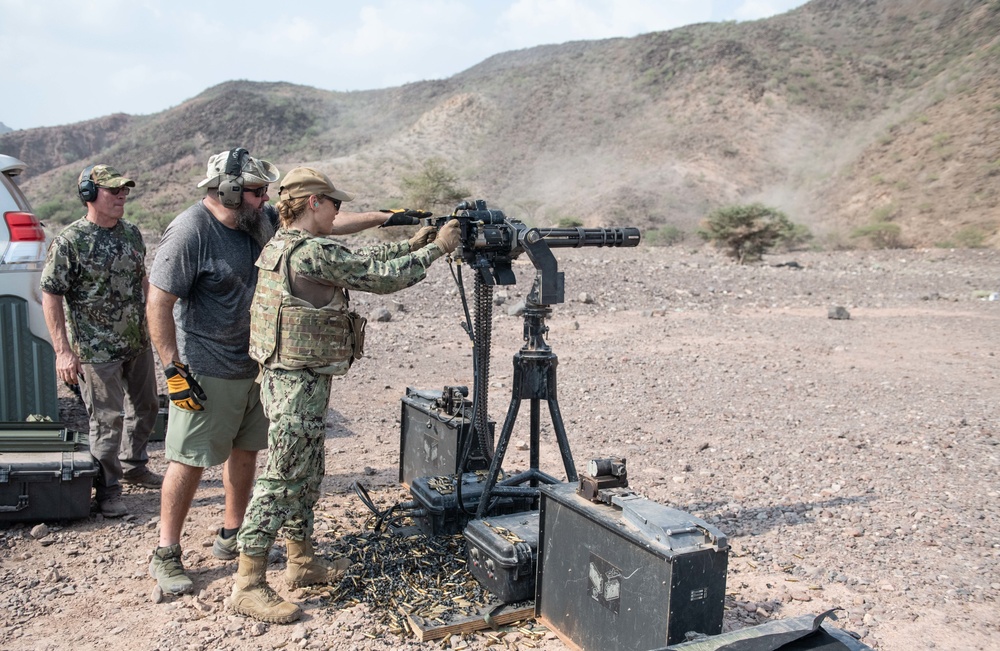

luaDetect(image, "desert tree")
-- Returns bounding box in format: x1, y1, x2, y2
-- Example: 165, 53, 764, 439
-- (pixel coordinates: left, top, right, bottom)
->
401, 158, 469, 211
699, 203, 796, 263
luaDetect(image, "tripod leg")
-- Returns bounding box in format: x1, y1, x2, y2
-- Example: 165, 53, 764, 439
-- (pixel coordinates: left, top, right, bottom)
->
547, 398, 578, 482
529, 398, 540, 488
475, 394, 522, 518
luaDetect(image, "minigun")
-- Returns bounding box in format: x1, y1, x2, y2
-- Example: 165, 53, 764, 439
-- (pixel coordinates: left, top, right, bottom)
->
429, 200, 640, 296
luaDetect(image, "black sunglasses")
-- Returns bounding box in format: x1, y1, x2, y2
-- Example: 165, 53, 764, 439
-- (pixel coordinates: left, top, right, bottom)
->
328, 197, 342, 209
244, 185, 268, 198
103, 186, 131, 196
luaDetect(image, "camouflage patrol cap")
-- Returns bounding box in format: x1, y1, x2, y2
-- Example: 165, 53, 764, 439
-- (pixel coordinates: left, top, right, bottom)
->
82, 164, 135, 188
197, 149, 279, 189
277, 167, 354, 203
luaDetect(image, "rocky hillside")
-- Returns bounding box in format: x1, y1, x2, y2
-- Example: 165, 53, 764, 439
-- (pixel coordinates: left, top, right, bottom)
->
2, 0, 998, 247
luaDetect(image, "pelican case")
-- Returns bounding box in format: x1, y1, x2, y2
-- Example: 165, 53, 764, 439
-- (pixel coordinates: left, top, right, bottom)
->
0, 424, 97, 523
464, 510, 540, 603
535, 483, 729, 650
409, 472, 533, 537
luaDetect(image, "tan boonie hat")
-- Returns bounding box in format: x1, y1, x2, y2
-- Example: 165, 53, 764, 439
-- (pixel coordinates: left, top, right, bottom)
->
197, 150, 280, 189
83, 164, 135, 188
278, 167, 354, 203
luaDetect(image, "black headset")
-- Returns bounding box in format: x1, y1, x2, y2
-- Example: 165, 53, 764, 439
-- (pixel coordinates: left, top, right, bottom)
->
216, 148, 249, 209
78, 165, 98, 203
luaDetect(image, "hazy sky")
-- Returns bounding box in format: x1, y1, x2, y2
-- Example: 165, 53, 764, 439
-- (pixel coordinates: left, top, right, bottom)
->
0, 0, 809, 131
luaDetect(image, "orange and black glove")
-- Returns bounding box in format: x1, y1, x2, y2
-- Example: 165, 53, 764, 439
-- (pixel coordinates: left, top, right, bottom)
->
379, 208, 431, 227
164, 361, 207, 411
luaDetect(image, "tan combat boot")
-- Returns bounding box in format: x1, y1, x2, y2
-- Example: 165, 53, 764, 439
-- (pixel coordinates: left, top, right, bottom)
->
285, 538, 350, 588
230, 554, 301, 624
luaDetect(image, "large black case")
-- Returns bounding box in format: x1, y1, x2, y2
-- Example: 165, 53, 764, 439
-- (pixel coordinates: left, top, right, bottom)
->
409, 472, 533, 537
535, 483, 729, 650
464, 510, 540, 603
0, 424, 98, 522
399, 387, 491, 487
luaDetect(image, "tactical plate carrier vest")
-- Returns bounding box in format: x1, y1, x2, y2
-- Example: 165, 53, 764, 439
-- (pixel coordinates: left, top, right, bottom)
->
249, 231, 366, 375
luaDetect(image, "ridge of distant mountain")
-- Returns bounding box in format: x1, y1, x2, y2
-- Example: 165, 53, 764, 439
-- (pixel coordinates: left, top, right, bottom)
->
2, 0, 997, 248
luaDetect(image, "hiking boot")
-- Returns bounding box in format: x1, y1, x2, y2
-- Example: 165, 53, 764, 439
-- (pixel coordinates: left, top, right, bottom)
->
149, 544, 194, 595
285, 538, 350, 588
122, 468, 163, 489
99, 497, 128, 518
230, 554, 301, 624
212, 528, 238, 560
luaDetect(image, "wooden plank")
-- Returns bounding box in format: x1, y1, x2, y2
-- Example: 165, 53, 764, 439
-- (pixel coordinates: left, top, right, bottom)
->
407, 604, 536, 642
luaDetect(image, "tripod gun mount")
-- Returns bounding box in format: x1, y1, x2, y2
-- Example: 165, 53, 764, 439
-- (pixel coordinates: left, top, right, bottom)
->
433, 200, 641, 518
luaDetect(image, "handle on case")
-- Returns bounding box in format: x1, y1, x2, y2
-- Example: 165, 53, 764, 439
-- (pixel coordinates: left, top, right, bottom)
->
0, 482, 29, 513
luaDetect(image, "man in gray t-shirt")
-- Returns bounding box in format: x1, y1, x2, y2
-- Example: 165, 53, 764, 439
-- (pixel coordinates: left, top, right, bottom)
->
146, 148, 280, 596
150, 200, 262, 379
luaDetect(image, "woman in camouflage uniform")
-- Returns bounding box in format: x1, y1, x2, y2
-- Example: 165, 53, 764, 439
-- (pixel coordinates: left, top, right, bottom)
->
229, 167, 460, 623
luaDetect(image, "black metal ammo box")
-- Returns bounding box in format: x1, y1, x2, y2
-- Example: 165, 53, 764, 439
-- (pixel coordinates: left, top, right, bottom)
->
535, 483, 729, 650
398, 387, 490, 487
0, 424, 97, 522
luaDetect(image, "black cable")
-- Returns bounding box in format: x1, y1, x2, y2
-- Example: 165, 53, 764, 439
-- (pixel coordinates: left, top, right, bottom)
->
353, 481, 420, 533
450, 260, 475, 344
385, 510, 425, 529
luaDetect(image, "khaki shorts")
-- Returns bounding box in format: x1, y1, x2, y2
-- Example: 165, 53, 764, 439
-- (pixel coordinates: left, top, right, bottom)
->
165, 373, 268, 468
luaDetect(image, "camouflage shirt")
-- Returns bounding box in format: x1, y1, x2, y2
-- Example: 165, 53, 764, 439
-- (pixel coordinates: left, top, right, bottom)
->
39, 217, 150, 363
285, 228, 444, 296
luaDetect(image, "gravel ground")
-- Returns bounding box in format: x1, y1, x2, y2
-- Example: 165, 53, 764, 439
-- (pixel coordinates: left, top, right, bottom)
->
1, 243, 998, 651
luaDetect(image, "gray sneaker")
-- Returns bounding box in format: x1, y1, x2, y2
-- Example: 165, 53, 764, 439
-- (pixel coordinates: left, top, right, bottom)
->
99, 497, 128, 518
212, 529, 238, 560
149, 544, 194, 595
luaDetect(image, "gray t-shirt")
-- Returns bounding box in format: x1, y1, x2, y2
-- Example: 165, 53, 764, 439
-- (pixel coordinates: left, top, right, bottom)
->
149, 201, 262, 379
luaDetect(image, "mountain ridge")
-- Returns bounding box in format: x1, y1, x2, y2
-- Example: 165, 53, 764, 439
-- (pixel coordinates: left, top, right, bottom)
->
2, 0, 998, 248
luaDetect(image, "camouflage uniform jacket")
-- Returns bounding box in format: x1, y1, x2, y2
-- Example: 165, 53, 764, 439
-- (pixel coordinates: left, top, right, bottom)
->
39, 217, 150, 363
249, 227, 444, 374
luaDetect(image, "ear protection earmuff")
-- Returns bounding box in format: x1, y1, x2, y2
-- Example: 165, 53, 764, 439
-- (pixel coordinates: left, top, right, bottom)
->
216, 148, 249, 209
78, 165, 98, 203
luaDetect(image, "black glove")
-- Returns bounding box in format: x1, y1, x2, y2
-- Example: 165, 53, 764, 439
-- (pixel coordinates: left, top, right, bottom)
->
379, 208, 432, 227
164, 361, 207, 411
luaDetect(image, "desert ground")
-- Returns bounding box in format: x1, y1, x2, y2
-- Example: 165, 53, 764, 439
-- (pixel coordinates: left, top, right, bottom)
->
1, 242, 998, 651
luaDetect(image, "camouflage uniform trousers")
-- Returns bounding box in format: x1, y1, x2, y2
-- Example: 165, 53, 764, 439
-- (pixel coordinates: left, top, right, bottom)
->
78, 347, 159, 502
238, 367, 332, 557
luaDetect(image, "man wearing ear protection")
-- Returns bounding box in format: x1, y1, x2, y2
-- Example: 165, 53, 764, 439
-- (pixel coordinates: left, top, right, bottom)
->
145, 149, 439, 596
146, 149, 283, 595
40, 164, 162, 519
